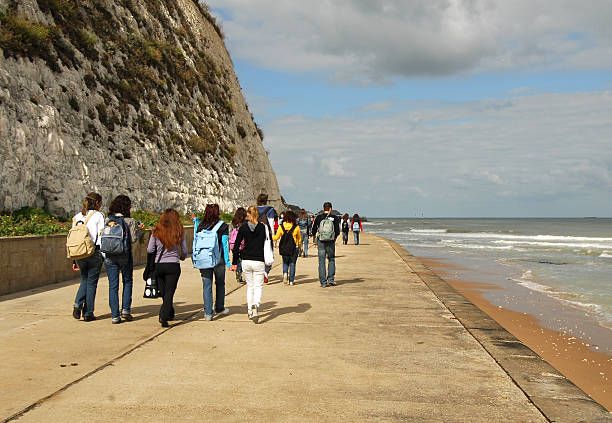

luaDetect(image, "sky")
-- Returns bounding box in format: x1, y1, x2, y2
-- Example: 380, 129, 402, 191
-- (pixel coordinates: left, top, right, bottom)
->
207, 0, 612, 217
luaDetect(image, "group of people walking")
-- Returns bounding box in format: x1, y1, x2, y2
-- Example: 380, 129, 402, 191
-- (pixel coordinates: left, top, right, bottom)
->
69, 191, 363, 326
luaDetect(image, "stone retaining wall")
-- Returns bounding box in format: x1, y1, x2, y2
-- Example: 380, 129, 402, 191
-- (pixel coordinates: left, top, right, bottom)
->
0, 227, 194, 296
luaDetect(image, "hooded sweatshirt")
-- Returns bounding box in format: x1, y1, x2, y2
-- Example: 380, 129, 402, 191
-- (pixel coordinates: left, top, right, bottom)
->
232, 221, 270, 265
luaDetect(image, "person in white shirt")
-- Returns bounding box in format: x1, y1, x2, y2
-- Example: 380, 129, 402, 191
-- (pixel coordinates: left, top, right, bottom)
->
72, 192, 105, 321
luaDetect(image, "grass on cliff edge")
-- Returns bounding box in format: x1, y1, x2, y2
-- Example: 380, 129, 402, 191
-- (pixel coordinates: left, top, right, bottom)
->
0, 208, 233, 237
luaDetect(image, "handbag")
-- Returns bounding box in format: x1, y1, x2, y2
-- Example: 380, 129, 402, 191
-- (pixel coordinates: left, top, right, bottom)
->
263, 224, 274, 266
143, 243, 165, 299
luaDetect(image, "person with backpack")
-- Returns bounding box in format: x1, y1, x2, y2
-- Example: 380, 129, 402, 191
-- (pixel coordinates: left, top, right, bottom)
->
351, 214, 364, 245
193, 204, 230, 321
297, 209, 310, 257
256, 193, 277, 283
341, 213, 350, 245
229, 207, 247, 284
147, 209, 187, 327
272, 210, 302, 286
70, 192, 105, 321
230, 206, 271, 323
101, 195, 141, 324
311, 202, 341, 287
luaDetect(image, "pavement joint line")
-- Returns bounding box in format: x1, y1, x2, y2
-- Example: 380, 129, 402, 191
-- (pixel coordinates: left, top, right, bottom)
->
3, 273, 252, 423
381, 237, 609, 422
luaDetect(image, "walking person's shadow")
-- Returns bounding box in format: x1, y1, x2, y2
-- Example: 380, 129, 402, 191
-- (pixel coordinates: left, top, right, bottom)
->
254, 301, 311, 324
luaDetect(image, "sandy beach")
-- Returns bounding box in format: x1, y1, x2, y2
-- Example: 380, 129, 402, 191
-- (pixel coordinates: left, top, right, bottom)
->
421, 257, 612, 411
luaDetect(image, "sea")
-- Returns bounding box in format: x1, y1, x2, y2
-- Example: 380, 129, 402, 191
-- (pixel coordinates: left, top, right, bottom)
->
366, 218, 612, 351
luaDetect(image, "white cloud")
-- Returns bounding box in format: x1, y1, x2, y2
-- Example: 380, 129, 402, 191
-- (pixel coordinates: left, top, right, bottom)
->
263, 90, 612, 216
209, 0, 612, 81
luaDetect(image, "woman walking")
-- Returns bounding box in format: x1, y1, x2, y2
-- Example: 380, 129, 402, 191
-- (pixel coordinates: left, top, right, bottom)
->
231, 206, 270, 323
341, 213, 350, 245
103, 195, 141, 324
297, 209, 310, 257
147, 209, 187, 328
194, 204, 230, 321
71, 192, 105, 321
273, 210, 302, 286
229, 207, 247, 284
351, 213, 363, 245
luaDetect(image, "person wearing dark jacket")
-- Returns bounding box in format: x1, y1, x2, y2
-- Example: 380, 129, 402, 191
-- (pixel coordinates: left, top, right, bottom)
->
311, 201, 341, 287
231, 206, 271, 323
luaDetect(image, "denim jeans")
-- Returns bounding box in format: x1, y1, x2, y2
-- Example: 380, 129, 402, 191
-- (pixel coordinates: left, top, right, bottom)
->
282, 254, 297, 282
74, 250, 103, 317
301, 231, 309, 256
105, 255, 133, 319
353, 231, 360, 245
342, 232, 348, 245
317, 240, 336, 286
200, 262, 226, 316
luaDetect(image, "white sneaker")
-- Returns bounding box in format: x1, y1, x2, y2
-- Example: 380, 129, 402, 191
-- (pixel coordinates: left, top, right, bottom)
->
289, 281, 294, 286
251, 305, 259, 324
283, 273, 288, 285
216, 308, 230, 315
247, 306, 253, 319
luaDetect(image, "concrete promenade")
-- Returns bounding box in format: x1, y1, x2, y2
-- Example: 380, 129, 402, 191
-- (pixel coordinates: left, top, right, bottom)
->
0, 234, 609, 422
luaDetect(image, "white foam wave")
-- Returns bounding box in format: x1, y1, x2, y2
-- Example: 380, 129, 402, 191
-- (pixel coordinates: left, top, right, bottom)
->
494, 240, 612, 249
409, 229, 448, 233
600, 251, 612, 258
440, 241, 515, 251
362, 222, 384, 226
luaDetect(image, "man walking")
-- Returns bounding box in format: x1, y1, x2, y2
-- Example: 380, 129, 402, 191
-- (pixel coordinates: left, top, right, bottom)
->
311, 202, 340, 287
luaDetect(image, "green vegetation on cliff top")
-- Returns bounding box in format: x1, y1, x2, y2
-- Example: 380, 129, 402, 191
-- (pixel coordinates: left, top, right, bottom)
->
0, 207, 232, 237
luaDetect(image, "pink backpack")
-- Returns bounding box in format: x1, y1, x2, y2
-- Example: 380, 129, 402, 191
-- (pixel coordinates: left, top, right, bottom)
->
229, 227, 245, 251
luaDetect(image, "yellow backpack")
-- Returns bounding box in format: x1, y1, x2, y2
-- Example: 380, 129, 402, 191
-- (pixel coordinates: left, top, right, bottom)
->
66, 212, 96, 260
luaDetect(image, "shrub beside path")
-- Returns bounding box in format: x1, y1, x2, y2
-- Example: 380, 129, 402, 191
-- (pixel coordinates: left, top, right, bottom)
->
0, 234, 606, 422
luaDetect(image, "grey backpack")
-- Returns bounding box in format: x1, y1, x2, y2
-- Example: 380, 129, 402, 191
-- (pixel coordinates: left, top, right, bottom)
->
318, 217, 335, 241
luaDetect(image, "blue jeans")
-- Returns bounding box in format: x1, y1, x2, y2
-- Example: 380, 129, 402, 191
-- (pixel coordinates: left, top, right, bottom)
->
105, 255, 133, 319
282, 254, 297, 282
200, 262, 226, 316
301, 231, 309, 256
353, 231, 360, 245
74, 250, 103, 317
317, 240, 336, 286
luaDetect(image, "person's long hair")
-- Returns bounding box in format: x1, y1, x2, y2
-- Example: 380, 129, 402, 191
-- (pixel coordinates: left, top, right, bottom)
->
153, 209, 184, 249
299, 209, 308, 220
231, 207, 247, 228
201, 203, 220, 228
81, 192, 102, 215
352, 214, 360, 222
342, 213, 349, 221
246, 206, 259, 224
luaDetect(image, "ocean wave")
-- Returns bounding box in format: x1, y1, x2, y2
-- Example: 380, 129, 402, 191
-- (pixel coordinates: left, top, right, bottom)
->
509, 272, 611, 326
440, 241, 515, 250
362, 222, 385, 226
409, 229, 448, 233
600, 251, 612, 258
493, 240, 612, 249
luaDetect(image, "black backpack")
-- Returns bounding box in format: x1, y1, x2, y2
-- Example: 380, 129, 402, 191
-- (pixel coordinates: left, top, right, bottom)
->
278, 224, 298, 257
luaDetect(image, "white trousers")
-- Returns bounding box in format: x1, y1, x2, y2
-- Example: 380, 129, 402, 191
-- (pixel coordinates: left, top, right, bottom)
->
242, 260, 265, 309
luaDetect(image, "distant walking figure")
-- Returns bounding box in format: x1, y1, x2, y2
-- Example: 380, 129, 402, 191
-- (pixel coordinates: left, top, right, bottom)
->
70, 192, 105, 321
147, 209, 187, 328
311, 202, 340, 287
297, 209, 311, 257
256, 193, 277, 283
341, 213, 350, 245
273, 210, 302, 285
231, 206, 271, 323
351, 214, 363, 245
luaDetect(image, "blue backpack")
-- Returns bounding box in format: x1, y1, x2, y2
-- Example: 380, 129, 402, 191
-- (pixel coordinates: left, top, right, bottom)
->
100, 216, 130, 256
192, 220, 224, 269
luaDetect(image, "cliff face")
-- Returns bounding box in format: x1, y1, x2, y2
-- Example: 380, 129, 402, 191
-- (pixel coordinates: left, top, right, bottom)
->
0, 0, 281, 215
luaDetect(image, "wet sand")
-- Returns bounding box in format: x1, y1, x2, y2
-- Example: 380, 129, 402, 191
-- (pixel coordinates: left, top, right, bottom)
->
421, 257, 612, 411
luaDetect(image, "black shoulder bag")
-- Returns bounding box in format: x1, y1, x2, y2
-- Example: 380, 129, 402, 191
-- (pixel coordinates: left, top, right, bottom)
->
143, 242, 165, 299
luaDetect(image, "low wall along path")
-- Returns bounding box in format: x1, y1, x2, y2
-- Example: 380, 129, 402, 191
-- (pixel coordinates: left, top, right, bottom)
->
0, 233, 609, 422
